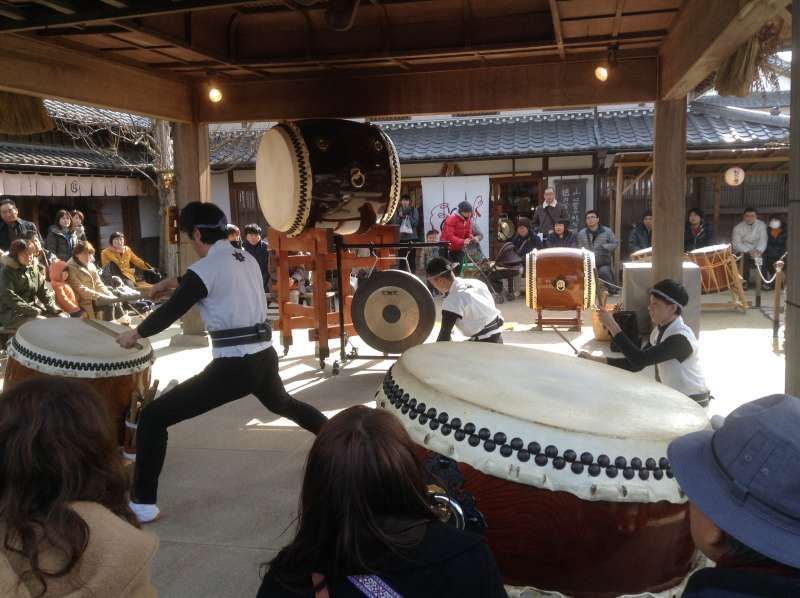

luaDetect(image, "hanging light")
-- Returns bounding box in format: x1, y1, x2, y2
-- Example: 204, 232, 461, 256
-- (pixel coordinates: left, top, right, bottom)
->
595, 45, 618, 83
594, 66, 609, 82
207, 75, 223, 103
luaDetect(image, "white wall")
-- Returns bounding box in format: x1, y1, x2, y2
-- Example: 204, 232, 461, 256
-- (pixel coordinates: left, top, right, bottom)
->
401, 157, 545, 180
98, 199, 123, 250
138, 197, 160, 238
211, 172, 232, 222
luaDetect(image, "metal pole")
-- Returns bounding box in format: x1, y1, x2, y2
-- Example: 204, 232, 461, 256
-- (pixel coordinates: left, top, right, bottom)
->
335, 237, 346, 363
774, 267, 783, 340
787, 0, 800, 394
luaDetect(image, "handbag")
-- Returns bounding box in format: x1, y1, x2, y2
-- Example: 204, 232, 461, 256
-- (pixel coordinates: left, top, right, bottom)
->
312, 572, 403, 598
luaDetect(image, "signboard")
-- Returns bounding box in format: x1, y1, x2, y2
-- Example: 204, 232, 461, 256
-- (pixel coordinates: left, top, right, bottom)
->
554, 178, 588, 231
420, 176, 490, 257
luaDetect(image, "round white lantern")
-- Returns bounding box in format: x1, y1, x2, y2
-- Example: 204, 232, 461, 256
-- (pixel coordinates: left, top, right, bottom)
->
724, 166, 745, 187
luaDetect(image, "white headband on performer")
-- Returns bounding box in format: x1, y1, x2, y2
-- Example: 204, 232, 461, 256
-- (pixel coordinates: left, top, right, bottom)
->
650, 288, 682, 307
195, 216, 228, 230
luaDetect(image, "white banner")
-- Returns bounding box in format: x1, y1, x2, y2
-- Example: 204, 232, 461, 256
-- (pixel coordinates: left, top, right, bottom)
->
420, 176, 490, 257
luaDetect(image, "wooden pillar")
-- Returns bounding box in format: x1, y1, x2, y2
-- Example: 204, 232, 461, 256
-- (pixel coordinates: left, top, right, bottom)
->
171, 121, 211, 345
786, 0, 800, 395
652, 97, 687, 283
614, 164, 624, 272
712, 175, 721, 236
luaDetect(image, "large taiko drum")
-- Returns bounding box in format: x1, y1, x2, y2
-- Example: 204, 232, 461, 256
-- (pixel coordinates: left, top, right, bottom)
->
525, 248, 595, 310
377, 343, 709, 597
255, 119, 401, 237
686, 244, 738, 294
630, 247, 653, 262
4, 319, 154, 443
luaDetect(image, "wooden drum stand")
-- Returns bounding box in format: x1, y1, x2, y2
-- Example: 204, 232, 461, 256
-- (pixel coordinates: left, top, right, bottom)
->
268, 225, 399, 369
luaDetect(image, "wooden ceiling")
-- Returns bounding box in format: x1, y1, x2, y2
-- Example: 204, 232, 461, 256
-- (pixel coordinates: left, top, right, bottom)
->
1, 0, 681, 81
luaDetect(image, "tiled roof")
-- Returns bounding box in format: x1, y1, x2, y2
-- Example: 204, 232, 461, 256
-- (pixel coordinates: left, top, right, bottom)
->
44, 99, 153, 129
696, 90, 790, 110
209, 105, 789, 167
0, 142, 149, 173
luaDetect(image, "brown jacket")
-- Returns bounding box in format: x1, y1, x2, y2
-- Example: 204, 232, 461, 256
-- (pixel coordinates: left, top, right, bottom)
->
66, 258, 115, 319
0, 501, 158, 598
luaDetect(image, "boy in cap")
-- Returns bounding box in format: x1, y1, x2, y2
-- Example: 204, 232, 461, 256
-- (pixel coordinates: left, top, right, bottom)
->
426, 256, 503, 343
668, 394, 800, 596
440, 201, 476, 275
580, 279, 711, 406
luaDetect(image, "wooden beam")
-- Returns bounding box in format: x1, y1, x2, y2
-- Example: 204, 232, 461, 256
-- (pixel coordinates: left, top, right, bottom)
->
712, 175, 721, 236
660, 0, 789, 100
652, 97, 688, 283
786, 0, 800, 395
614, 164, 623, 271
100, 0, 128, 6
548, 0, 566, 60
0, 1, 26, 21
197, 53, 658, 121
0, 34, 193, 122
32, 0, 76, 15
611, 0, 625, 38
618, 156, 788, 168
622, 164, 652, 195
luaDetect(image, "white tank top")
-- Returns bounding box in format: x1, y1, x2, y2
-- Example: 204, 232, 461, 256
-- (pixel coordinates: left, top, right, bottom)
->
649, 316, 706, 397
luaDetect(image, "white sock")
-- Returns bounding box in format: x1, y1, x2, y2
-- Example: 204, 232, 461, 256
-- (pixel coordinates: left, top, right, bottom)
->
129, 501, 160, 524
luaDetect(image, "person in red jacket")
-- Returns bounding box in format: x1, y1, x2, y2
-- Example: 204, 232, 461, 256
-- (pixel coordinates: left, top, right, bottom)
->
49, 259, 83, 317
440, 201, 475, 275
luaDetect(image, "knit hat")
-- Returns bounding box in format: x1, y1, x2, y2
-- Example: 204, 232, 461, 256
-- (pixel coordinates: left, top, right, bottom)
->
425, 256, 457, 279
650, 279, 688, 307
458, 201, 473, 213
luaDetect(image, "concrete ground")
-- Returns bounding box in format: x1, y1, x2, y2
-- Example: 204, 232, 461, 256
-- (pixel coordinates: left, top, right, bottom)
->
131, 287, 784, 596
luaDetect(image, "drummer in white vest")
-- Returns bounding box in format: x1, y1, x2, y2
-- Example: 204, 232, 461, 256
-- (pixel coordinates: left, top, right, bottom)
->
426, 256, 503, 343
580, 279, 711, 407
117, 202, 327, 524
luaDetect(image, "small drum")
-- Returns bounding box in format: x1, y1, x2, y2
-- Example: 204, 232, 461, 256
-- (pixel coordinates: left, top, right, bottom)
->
630, 247, 653, 262
686, 243, 737, 294
525, 248, 595, 310
378, 342, 708, 596
255, 119, 401, 237
4, 319, 154, 444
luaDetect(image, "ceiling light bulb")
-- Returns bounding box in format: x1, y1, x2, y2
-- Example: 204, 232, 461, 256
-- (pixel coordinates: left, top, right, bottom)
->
208, 86, 223, 103
594, 66, 609, 82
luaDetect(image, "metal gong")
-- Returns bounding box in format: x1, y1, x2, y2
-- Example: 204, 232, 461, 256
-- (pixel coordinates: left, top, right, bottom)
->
351, 269, 435, 354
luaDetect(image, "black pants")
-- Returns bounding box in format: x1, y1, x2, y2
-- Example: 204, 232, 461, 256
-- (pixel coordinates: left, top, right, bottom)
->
472, 332, 503, 344
133, 345, 327, 504
447, 250, 465, 275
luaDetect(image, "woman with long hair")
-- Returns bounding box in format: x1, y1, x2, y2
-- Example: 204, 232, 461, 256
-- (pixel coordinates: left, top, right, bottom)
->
0, 378, 158, 597
45, 209, 77, 262
259, 406, 506, 597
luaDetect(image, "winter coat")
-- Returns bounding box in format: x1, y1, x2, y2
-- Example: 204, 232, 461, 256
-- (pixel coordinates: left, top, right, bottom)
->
531, 202, 569, 234
0, 218, 40, 252
577, 225, 619, 267
0, 501, 158, 598
440, 212, 473, 252
45, 225, 77, 262
628, 223, 652, 254
764, 228, 787, 261
49, 260, 82, 314
71, 224, 87, 242
681, 561, 800, 597
100, 246, 151, 284
511, 231, 542, 257
545, 230, 578, 249
684, 221, 715, 252
244, 238, 270, 291
731, 219, 768, 254
66, 257, 116, 319
391, 206, 420, 241
0, 254, 59, 329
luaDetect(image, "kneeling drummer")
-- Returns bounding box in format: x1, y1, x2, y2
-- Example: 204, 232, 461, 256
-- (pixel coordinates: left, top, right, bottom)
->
426, 256, 503, 343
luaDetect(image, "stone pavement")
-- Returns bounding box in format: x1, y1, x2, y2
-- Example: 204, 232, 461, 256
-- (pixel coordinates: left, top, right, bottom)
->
138, 287, 784, 597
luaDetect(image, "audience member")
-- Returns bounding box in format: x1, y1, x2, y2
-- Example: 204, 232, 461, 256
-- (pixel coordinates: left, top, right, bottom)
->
22, 230, 56, 271
466, 220, 485, 262
49, 260, 83, 317
684, 208, 715, 252
545, 219, 578, 248
510, 217, 542, 257
45, 209, 77, 262
392, 195, 419, 273
732, 207, 768, 288
419, 229, 440, 275
531, 187, 569, 235
100, 232, 154, 290
227, 224, 242, 249
0, 239, 62, 329
244, 224, 270, 292
668, 394, 800, 597
68, 241, 124, 322
0, 199, 40, 252
0, 378, 158, 598
578, 210, 619, 295
70, 209, 87, 241
440, 201, 475, 275
763, 215, 787, 290
258, 406, 507, 598
628, 210, 652, 254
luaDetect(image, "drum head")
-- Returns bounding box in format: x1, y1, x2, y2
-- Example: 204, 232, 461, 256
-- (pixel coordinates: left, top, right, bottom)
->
689, 243, 731, 256
351, 269, 435, 354
255, 122, 312, 237
8, 319, 154, 378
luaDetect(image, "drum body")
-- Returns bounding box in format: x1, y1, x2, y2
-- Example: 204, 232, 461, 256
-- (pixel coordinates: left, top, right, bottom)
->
378, 343, 709, 597
256, 119, 401, 237
4, 319, 154, 443
687, 244, 735, 294
630, 247, 653, 262
526, 248, 595, 311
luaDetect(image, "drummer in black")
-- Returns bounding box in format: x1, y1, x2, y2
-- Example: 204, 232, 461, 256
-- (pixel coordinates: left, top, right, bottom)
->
117, 202, 327, 524
426, 257, 503, 343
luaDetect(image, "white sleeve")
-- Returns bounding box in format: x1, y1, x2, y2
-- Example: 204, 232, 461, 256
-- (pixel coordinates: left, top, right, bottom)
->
187, 259, 214, 296
731, 224, 744, 252
756, 223, 768, 253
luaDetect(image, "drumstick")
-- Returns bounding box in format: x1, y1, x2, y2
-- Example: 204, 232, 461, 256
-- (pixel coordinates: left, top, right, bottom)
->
550, 326, 579, 355
83, 319, 143, 350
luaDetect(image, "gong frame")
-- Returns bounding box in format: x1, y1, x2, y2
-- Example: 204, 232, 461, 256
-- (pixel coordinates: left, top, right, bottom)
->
333, 238, 448, 372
